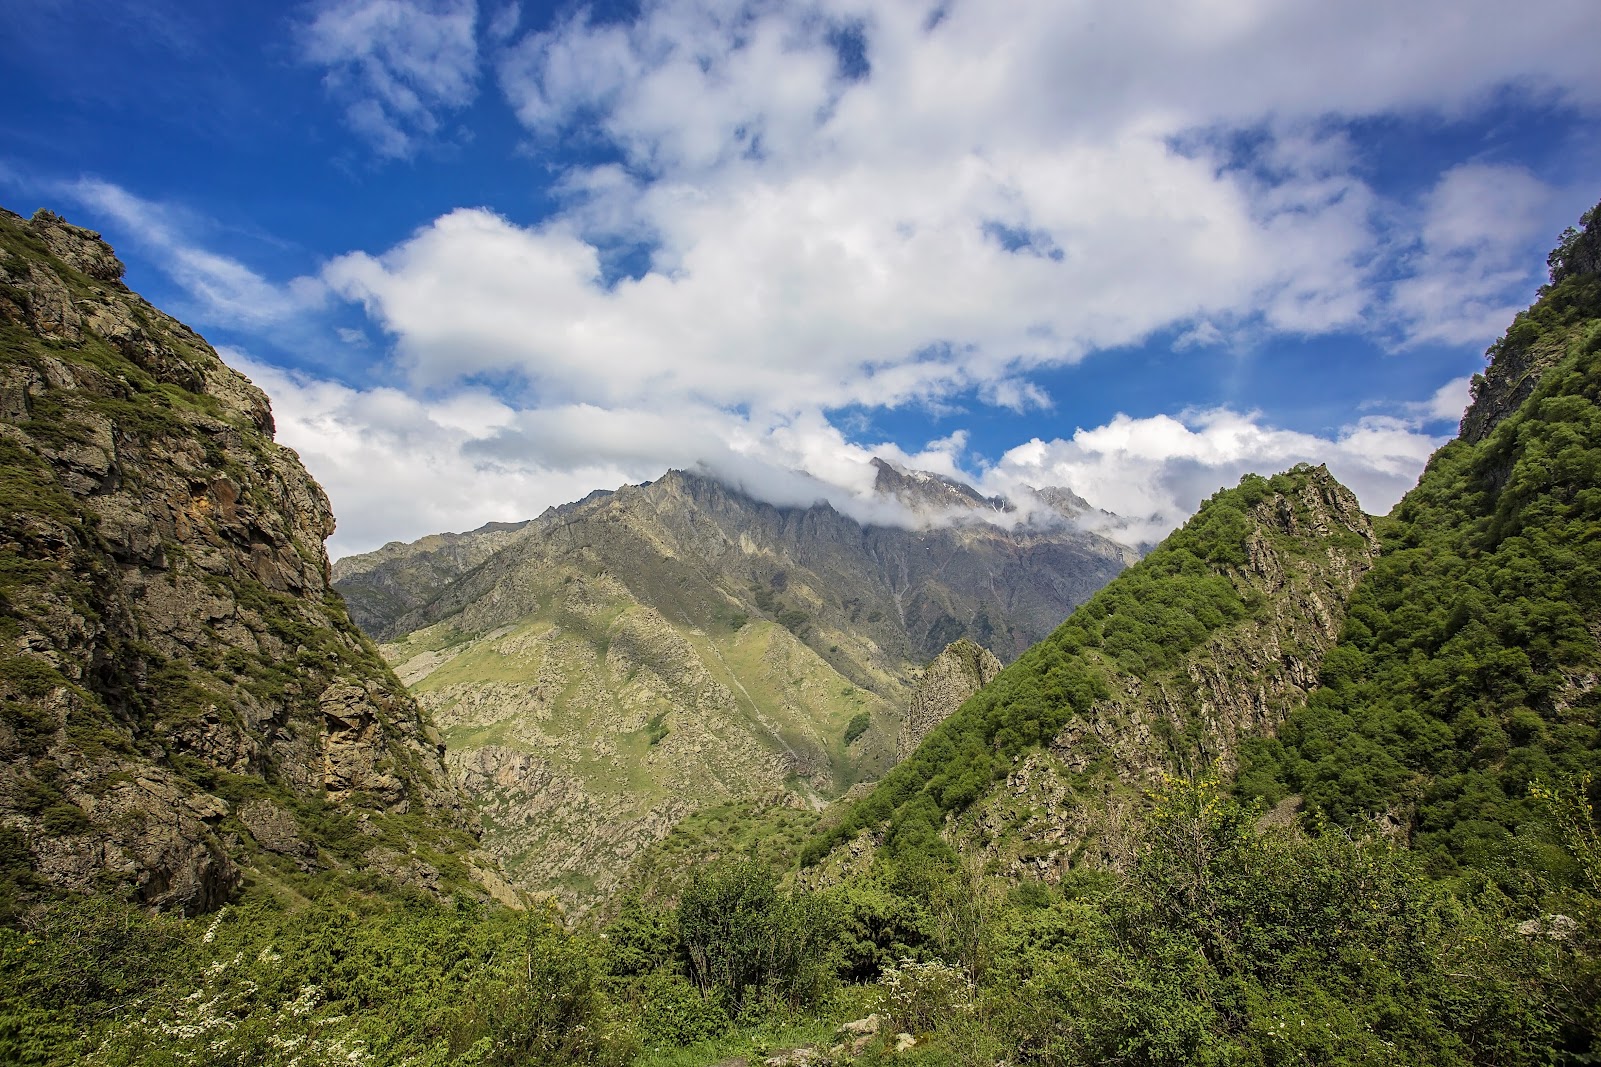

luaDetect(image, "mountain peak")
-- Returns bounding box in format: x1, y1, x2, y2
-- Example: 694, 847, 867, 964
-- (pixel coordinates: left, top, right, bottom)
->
869, 456, 1008, 516
1460, 197, 1601, 443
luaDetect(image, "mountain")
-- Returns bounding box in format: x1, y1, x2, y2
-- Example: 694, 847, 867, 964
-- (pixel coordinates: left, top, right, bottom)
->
0, 208, 488, 918
807, 198, 1601, 891
335, 467, 1134, 664
331, 519, 532, 639
1240, 204, 1601, 873
803, 462, 1379, 874
334, 466, 1136, 909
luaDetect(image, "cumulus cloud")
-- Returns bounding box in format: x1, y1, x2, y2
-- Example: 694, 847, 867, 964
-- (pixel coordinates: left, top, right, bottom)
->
1415, 375, 1476, 425
319, 0, 1599, 423
226, 349, 641, 557
298, 0, 479, 159
232, 348, 947, 555
276, 0, 1601, 552
981, 408, 1446, 547
1390, 163, 1564, 346
72, 0, 1591, 558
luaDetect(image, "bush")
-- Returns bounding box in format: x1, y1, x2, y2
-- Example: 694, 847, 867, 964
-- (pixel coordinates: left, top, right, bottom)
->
878, 957, 972, 1035
677, 858, 838, 1015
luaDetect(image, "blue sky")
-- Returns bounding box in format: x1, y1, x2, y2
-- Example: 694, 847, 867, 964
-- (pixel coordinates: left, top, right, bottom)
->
4, 0, 1600, 556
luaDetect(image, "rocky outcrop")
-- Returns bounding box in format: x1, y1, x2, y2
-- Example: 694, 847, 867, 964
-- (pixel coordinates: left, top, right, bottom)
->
1461, 198, 1601, 444
899, 639, 1002, 758
0, 207, 478, 915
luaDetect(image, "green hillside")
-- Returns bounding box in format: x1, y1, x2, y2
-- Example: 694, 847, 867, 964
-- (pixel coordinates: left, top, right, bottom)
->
1241, 205, 1601, 876
801, 461, 1377, 871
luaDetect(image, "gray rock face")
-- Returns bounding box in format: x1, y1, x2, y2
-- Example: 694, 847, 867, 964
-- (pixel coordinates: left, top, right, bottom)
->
0, 207, 477, 915
899, 639, 1002, 758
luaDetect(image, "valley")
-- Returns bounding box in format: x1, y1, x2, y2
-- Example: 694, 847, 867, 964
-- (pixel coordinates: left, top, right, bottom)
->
335, 465, 1134, 907
2, 199, 1599, 1067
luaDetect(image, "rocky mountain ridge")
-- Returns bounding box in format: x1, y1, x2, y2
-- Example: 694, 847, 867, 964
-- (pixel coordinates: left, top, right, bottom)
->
0, 208, 489, 916
803, 462, 1380, 880
336, 464, 1137, 910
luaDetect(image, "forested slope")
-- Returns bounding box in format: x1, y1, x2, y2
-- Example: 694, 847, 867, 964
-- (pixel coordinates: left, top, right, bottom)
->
1241, 202, 1601, 875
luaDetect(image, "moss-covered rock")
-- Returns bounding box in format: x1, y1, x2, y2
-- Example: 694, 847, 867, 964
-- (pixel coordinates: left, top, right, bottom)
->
0, 207, 483, 915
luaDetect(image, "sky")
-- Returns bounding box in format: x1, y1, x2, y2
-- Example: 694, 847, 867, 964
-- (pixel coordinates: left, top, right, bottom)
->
3, 0, 1600, 558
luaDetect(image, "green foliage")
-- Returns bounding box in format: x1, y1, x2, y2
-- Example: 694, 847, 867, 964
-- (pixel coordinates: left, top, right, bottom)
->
1, 895, 635, 1067
1243, 315, 1601, 875
0, 897, 191, 1067
676, 857, 838, 1015
828, 871, 933, 982
627, 971, 729, 1048
991, 779, 1564, 1067
843, 711, 871, 747
1547, 199, 1600, 286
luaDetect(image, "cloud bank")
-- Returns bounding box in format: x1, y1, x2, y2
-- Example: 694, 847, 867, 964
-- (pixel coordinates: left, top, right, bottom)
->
70, 0, 1601, 556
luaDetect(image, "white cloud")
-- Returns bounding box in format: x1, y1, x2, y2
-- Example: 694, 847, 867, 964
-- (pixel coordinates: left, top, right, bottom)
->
486, 2, 519, 44
233, 348, 986, 555
1390, 163, 1563, 346
1416, 375, 1475, 425
298, 0, 480, 159
62, 179, 324, 326
225, 349, 636, 557
316, 0, 1601, 425
981, 407, 1446, 546
282, 0, 1601, 553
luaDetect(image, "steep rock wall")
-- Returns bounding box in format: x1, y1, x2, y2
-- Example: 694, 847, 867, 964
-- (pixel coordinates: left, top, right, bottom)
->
0, 208, 477, 915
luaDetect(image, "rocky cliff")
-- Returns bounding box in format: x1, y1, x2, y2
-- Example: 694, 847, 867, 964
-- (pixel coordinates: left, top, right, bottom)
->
341, 467, 1133, 910
899, 639, 1002, 759
0, 208, 480, 917
1460, 198, 1601, 443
